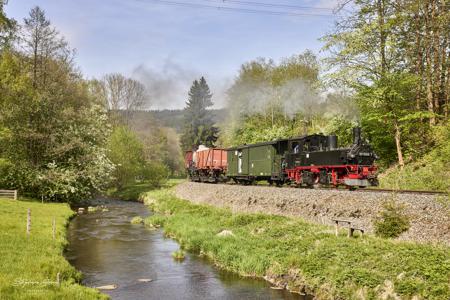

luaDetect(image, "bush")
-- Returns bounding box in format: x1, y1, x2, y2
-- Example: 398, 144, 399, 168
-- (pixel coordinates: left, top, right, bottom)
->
374, 199, 410, 238
141, 161, 169, 187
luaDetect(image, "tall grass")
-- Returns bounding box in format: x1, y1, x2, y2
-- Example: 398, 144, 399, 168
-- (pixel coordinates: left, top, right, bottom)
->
143, 187, 450, 299
0, 198, 105, 299
107, 178, 186, 201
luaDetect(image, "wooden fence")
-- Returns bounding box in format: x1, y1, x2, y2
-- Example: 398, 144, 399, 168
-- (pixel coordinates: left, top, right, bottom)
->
0, 189, 18, 200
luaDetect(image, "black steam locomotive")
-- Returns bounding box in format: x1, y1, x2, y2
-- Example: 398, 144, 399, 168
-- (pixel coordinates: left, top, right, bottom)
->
186, 127, 379, 188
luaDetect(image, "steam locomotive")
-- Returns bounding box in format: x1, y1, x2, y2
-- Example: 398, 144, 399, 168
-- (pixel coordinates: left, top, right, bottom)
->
185, 127, 378, 188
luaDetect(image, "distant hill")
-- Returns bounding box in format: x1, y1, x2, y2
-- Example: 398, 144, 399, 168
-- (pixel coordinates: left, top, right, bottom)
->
133, 109, 227, 133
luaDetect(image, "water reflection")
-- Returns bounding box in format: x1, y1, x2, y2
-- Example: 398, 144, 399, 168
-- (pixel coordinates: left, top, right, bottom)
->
66, 200, 309, 300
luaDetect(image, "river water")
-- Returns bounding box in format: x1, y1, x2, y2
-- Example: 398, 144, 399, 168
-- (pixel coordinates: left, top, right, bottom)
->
66, 200, 309, 300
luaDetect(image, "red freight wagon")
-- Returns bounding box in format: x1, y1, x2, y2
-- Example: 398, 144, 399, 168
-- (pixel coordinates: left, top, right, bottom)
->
185, 147, 227, 183
196, 148, 227, 170
184, 151, 193, 169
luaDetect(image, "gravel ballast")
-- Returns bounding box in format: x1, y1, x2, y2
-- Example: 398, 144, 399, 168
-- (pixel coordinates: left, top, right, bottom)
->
176, 182, 450, 245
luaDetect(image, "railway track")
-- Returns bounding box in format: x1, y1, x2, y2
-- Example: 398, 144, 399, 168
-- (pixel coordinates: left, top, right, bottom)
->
354, 188, 447, 195
198, 181, 447, 196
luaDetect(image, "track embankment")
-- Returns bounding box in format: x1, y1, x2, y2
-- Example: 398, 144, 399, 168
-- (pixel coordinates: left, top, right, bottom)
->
176, 182, 450, 245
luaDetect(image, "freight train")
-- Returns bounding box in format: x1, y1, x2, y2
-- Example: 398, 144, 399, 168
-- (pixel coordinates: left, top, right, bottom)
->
185, 127, 378, 188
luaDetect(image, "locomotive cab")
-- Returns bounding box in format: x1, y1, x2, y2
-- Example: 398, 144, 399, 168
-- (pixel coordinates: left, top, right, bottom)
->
283, 128, 378, 188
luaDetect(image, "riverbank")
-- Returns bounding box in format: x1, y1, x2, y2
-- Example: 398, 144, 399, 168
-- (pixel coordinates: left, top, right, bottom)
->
143, 185, 450, 299
0, 198, 105, 299
176, 182, 450, 245
106, 179, 184, 201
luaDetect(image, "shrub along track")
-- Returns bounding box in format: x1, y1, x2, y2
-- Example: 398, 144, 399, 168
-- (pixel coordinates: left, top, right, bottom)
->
176, 182, 450, 245
143, 185, 450, 300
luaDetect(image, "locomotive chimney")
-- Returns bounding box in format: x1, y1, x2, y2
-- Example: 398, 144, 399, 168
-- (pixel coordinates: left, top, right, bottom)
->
353, 127, 362, 145
328, 135, 338, 150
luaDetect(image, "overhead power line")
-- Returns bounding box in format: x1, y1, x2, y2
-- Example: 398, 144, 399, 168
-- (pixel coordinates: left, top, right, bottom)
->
202, 0, 336, 11
138, 0, 338, 17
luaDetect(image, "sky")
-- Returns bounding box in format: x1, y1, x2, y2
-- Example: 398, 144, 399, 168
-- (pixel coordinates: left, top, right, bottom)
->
5, 0, 341, 109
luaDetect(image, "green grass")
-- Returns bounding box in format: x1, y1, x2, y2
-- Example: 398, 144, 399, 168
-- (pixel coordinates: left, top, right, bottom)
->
171, 249, 186, 261
0, 198, 106, 300
143, 184, 450, 299
130, 216, 144, 224
107, 179, 185, 201
379, 133, 450, 192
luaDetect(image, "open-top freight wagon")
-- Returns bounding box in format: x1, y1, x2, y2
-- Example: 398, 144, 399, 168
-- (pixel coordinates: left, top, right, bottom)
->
185, 145, 227, 183
185, 127, 378, 188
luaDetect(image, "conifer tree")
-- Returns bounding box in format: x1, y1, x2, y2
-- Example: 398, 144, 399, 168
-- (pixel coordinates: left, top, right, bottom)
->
181, 77, 219, 150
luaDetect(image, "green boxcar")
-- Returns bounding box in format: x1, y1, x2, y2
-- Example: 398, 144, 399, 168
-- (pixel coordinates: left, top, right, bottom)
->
226, 141, 285, 184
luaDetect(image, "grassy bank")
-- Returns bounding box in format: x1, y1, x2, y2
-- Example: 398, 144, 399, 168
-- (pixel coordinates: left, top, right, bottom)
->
143, 186, 450, 300
107, 179, 185, 201
379, 129, 450, 192
0, 198, 105, 299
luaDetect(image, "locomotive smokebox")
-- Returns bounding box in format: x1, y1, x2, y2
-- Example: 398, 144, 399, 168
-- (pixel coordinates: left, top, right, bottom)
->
353, 127, 362, 145
328, 135, 338, 150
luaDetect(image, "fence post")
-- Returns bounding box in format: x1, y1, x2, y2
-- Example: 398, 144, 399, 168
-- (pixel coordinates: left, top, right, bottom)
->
52, 218, 56, 240
335, 223, 338, 236
14, 190, 17, 200
27, 208, 31, 236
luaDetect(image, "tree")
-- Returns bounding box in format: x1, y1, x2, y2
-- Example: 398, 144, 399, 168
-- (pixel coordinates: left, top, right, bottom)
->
322, 0, 449, 167
0, 0, 16, 49
100, 73, 148, 126
0, 7, 114, 202
181, 77, 219, 150
222, 51, 323, 146
357, 73, 419, 167
107, 126, 146, 188
107, 126, 168, 188
23, 6, 71, 89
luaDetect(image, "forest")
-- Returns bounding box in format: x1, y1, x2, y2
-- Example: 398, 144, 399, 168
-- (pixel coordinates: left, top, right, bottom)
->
0, 4, 181, 202
1, 0, 449, 203
182, 0, 450, 191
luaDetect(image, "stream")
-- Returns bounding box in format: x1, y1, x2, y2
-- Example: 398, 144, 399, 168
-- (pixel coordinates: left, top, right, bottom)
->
66, 199, 309, 300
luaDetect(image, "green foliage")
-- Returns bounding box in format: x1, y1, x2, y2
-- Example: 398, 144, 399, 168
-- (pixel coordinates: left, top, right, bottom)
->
107, 126, 146, 187
0, 0, 16, 48
108, 182, 156, 201
374, 199, 410, 238
0, 48, 114, 202
181, 77, 219, 150
221, 51, 357, 147
324, 116, 357, 146
0, 198, 106, 299
356, 72, 424, 166
107, 126, 168, 190
143, 185, 450, 299
141, 161, 169, 187
130, 216, 144, 224
145, 214, 167, 228
380, 123, 450, 191
0, 7, 116, 202
322, 0, 449, 168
